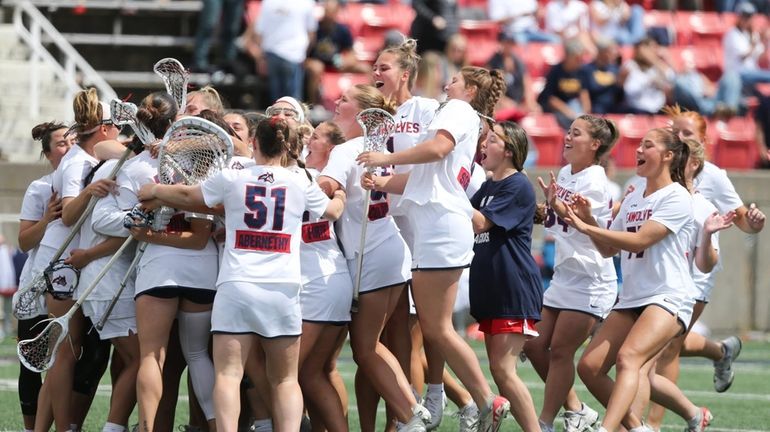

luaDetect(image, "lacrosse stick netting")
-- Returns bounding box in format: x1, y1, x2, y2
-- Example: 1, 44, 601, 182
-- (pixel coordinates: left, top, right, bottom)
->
18, 237, 135, 373
158, 117, 233, 187
153, 58, 190, 113
111, 99, 156, 146
13, 274, 48, 318
351, 108, 396, 312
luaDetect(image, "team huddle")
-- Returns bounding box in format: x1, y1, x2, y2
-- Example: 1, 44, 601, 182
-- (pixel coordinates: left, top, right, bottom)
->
13, 39, 767, 432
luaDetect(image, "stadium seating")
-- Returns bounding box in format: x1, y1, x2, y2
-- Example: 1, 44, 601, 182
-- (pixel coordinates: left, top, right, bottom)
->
319, 72, 371, 111
519, 114, 565, 167
604, 114, 653, 168
713, 117, 758, 169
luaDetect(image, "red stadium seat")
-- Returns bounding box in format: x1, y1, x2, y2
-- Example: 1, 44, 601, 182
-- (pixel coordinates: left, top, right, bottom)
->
604, 114, 652, 168
513, 43, 563, 78
352, 35, 382, 63
519, 114, 565, 167
466, 39, 499, 67
459, 20, 500, 42
320, 72, 371, 111
713, 117, 758, 169
668, 45, 723, 81
676, 11, 726, 45
643, 9, 674, 31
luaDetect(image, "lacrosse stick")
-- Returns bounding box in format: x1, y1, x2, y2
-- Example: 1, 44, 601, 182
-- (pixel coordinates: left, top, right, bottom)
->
94, 241, 146, 331
351, 108, 396, 313
153, 58, 190, 113
94, 117, 232, 329
12, 100, 147, 319
17, 236, 135, 372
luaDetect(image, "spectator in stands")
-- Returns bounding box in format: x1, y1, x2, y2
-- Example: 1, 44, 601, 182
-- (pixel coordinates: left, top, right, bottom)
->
717, 0, 769, 13
754, 94, 770, 168
305, 0, 370, 105
581, 37, 624, 114
723, 2, 770, 88
589, 0, 646, 47
191, 0, 244, 73
656, 0, 704, 10
537, 39, 591, 130
488, 0, 559, 45
245, 0, 317, 102
486, 33, 540, 120
545, 0, 596, 56
673, 56, 742, 117
619, 37, 675, 114
410, 0, 459, 54
440, 34, 469, 88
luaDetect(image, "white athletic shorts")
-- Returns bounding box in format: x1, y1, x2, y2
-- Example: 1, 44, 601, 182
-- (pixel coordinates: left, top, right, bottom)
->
135, 255, 217, 295
82, 299, 137, 340
393, 215, 415, 253
544, 279, 617, 319
693, 271, 716, 303
301, 272, 353, 324
408, 204, 474, 270
614, 293, 694, 331
212, 281, 302, 338
346, 233, 411, 295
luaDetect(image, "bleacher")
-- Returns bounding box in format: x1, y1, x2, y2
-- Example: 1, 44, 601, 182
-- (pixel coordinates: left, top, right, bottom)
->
0, 0, 766, 168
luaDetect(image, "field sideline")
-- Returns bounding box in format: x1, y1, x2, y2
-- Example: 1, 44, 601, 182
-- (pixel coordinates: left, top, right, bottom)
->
0, 337, 767, 431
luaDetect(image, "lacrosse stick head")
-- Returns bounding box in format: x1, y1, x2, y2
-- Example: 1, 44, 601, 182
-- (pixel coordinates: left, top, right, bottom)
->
44, 259, 80, 300
158, 117, 233, 187
110, 98, 156, 146
153, 58, 190, 114
356, 108, 396, 154
17, 317, 69, 373
12, 273, 47, 319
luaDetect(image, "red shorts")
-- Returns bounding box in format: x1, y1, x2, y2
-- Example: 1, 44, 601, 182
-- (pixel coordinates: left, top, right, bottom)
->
477, 318, 539, 337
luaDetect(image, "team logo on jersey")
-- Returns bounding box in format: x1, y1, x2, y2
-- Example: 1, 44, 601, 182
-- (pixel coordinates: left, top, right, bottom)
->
457, 167, 471, 191
232, 161, 244, 170
258, 172, 275, 184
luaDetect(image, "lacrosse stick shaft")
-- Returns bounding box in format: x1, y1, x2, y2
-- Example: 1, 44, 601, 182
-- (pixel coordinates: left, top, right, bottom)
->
95, 241, 146, 331
352, 181, 374, 313
46, 145, 135, 269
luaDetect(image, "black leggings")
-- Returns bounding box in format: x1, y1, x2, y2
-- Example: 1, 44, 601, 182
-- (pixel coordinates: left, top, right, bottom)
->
17, 316, 46, 416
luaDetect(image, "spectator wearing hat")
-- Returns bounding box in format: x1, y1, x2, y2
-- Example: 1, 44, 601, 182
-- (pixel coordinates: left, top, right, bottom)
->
723, 2, 770, 88
581, 37, 624, 114
538, 39, 591, 130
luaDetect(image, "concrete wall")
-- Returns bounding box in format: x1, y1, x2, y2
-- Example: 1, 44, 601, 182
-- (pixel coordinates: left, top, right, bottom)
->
2, 162, 769, 332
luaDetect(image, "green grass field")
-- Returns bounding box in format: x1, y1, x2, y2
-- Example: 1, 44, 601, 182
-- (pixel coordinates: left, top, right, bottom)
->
0, 337, 768, 431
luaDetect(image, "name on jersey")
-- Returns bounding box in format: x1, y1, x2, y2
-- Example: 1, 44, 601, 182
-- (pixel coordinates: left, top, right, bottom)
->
235, 230, 291, 253
457, 167, 471, 191
302, 221, 332, 243
475, 232, 490, 244
395, 121, 420, 134
554, 184, 575, 202
626, 209, 653, 223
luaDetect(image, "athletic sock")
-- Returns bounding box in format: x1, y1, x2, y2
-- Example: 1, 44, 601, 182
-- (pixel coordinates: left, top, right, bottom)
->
426, 383, 444, 394
178, 310, 216, 420
102, 422, 126, 432
687, 410, 703, 429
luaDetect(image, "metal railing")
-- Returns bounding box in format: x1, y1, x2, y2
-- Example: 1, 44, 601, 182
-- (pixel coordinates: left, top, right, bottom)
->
6, 0, 116, 118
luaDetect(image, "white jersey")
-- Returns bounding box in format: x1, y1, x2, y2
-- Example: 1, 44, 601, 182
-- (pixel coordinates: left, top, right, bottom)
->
399, 99, 480, 219
115, 151, 218, 266
201, 165, 330, 286
547, 165, 617, 286
229, 155, 256, 170
690, 192, 721, 301
40, 145, 97, 250
17, 174, 54, 289
78, 160, 136, 301
321, 136, 402, 259
693, 161, 743, 214
389, 96, 440, 216
294, 167, 348, 284
610, 183, 696, 313
391, 96, 440, 175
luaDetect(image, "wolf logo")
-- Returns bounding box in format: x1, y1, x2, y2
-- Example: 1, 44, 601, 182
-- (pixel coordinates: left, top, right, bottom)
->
51, 275, 67, 286
258, 172, 275, 184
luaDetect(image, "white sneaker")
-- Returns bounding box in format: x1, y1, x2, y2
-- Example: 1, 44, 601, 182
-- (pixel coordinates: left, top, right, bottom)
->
629, 423, 656, 432
713, 336, 742, 393
423, 388, 447, 430
455, 402, 479, 432
478, 396, 510, 432
397, 413, 428, 432
564, 403, 599, 432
